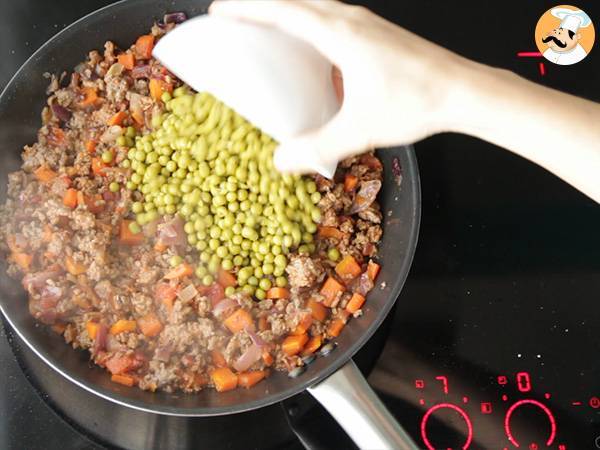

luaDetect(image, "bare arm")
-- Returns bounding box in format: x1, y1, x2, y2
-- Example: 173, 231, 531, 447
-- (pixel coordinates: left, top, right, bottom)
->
210, 0, 600, 203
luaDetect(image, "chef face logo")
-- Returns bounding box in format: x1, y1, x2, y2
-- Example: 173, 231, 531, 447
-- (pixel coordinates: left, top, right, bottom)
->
535, 5, 595, 65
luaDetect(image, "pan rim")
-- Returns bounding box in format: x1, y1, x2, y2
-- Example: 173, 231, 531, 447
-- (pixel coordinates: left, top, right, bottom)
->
0, 0, 421, 416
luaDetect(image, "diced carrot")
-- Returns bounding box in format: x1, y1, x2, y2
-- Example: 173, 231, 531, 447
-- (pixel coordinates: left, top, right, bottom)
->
117, 52, 135, 70
80, 87, 98, 106
317, 225, 345, 240
86, 321, 99, 340
335, 255, 362, 280
110, 319, 137, 335
105, 354, 135, 375
137, 312, 163, 337
155, 282, 179, 313
265, 287, 290, 300
302, 335, 323, 356
65, 255, 86, 275
63, 188, 78, 208
111, 374, 135, 387
211, 367, 238, 392
344, 174, 358, 192
307, 298, 328, 322
327, 318, 346, 338
131, 109, 145, 126
33, 165, 57, 182
223, 308, 255, 334
262, 352, 274, 366
135, 34, 155, 59
48, 127, 66, 146
258, 316, 269, 331
107, 110, 127, 126
238, 370, 267, 389
346, 293, 366, 314
154, 241, 167, 252
85, 139, 97, 154
164, 262, 193, 280
211, 350, 228, 368
291, 313, 313, 336
149, 78, 164, 101
320, 276, 345, 307
119, 220, 145, 246
86, 194, 105, 214
12, 252, 32, 271
282, 333, 309, 356
217, 268, 237, 288
367, 260, 381, 281
91, 157, 109, 176
52, 323, 66, 334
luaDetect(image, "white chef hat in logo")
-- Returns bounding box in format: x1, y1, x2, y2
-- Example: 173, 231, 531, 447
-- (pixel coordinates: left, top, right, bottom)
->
551, 7, 592, 33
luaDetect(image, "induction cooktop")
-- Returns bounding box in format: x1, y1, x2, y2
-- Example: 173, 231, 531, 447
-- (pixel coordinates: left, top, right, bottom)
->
1, 1, 599, 449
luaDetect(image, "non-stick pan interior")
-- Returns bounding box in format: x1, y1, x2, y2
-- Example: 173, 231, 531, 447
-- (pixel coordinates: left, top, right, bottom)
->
0, 0, 420, 415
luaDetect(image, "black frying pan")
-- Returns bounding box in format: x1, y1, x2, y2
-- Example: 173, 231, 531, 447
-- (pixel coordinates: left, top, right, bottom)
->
0, 1, 420, 448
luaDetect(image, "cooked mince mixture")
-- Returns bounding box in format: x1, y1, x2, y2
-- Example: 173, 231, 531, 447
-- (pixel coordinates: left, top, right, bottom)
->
0, 17, 384, 393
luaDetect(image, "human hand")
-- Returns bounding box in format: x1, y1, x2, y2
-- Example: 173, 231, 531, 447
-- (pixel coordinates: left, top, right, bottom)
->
209, 0, 469, 173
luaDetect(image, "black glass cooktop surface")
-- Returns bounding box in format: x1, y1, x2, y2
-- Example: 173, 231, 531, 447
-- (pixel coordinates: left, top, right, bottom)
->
1, 1, 599, 449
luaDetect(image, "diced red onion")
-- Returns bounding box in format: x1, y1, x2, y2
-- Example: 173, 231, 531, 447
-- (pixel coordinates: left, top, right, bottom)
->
105, 334, 123, 353
178, 283, 197, 302
354, 272, 374, 296
51, 102, 72, 122
246, 328, 267, 348
40, 285, 62, 303
22, 270, 60, 291
131, 64, 152, 79
233, 344, 262, 372
164, 12, 187, 24
93, 324, 108, 352
350, 180, 381, 214
212, 298, 237, 317
155, 345, 172, 362
392, 157, 403, 187
157, 217, 186, 247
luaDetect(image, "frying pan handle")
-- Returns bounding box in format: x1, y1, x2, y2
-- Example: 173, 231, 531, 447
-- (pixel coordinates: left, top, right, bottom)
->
307, 359, 418, 450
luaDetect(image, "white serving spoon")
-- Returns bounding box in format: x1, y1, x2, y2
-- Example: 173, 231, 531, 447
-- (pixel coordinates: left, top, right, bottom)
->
152, 15, 340, 178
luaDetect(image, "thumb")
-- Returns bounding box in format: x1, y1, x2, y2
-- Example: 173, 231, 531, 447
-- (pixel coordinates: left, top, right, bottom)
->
273, 112, 366, 176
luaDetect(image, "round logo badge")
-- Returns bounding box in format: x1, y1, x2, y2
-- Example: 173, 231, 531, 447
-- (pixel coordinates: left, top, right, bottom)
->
535, 5, 595, 65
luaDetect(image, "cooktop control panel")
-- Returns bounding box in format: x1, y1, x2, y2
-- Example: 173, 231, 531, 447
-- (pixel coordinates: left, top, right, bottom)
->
413, 370, 599, 449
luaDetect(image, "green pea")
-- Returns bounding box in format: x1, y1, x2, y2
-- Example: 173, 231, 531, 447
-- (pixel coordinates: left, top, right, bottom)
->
259, 278, 272, 290
128, 221, 141, 234
101, 150, 113, 163
202, 274, 214, 286
262, 263, 274, 275
169, 255, 183, 267
248, 276, 258, 286
328, 248, 340, 261
225, 286, 236, 297
255, 288, 266, 300
222, 259, 233, 271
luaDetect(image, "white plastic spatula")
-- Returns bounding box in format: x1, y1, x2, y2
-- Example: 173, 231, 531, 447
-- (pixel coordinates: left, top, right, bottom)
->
152, 15, 340, 178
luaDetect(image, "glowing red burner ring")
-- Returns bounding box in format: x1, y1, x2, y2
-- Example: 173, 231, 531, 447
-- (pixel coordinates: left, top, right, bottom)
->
504, 399, 556, 447
421, 403, 473, 450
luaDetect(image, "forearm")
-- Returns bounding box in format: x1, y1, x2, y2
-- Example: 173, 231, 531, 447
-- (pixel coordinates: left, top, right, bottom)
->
440, 60, 600, 203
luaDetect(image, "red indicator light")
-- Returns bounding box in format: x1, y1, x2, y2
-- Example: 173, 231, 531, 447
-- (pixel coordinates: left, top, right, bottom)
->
419, 398, 425, 406
502, 394, 508, 401
421, 403, 473, 450
415, 379, 425, 389
516, 372, 532, 393
462, 396, 469, 404
571, 401, 582, 406
544, 393, 551, 399
538, 63, 546, 76
504, 399, 557, 448
517, 51, 543, 57
481, 402, 492, 414
590, 397, 600, 409
558, 445, 567, 450
498, 375, 508, 385
529, 443, 538, 450
435, 376, 449, 394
